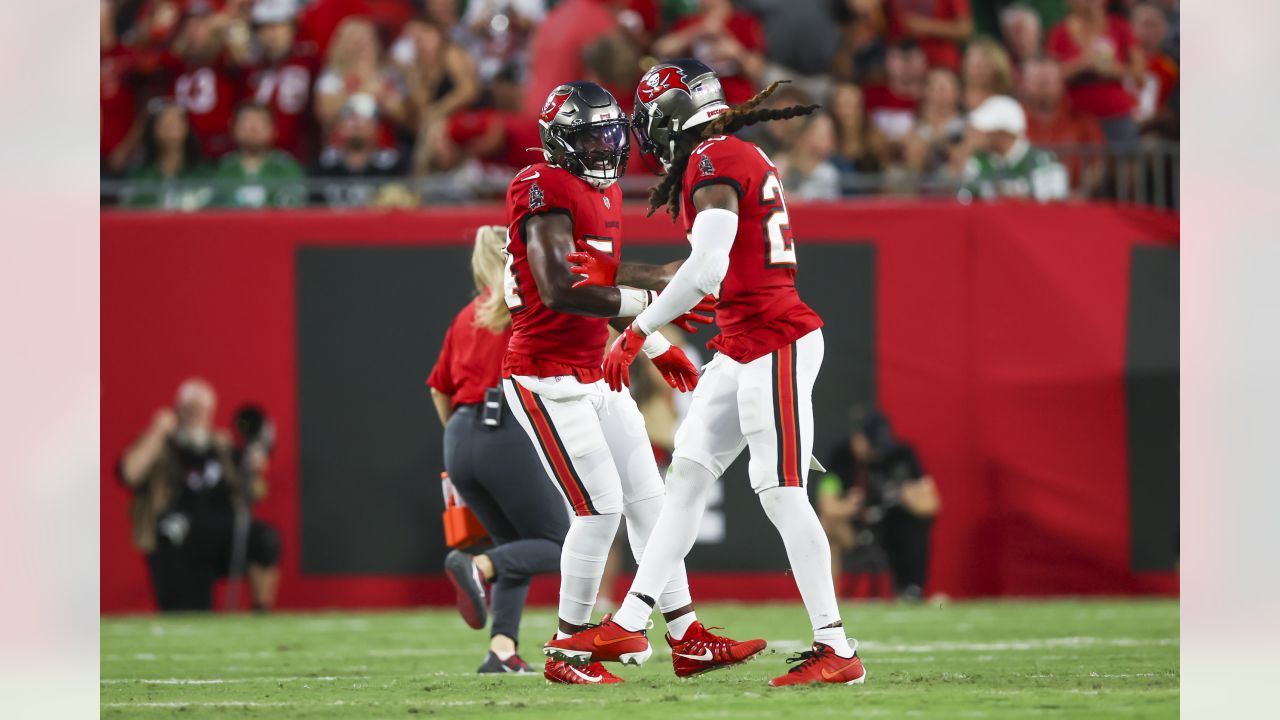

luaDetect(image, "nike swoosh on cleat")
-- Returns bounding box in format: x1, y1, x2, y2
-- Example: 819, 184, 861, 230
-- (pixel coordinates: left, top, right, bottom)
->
821, 660, 861, 681
593, 635, 640, 647
673, 650, 714, 661
568, 666, 602, 683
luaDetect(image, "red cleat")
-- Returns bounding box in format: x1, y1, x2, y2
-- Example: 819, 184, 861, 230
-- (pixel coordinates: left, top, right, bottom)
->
542, 614, 652, 666
667, 621, 767, 677
544, 657, 624, 684
768, 642, 866, 687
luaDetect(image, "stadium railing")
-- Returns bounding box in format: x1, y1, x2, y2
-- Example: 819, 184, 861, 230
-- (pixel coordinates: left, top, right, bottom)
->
99, 140, 1179, 211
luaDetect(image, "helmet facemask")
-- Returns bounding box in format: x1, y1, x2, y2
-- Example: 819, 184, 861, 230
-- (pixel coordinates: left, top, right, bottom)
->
545, 120, 630, 189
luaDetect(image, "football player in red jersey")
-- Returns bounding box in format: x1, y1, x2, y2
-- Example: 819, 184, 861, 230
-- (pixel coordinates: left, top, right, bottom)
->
563, 60, 867, 687
497, 81, 765, 685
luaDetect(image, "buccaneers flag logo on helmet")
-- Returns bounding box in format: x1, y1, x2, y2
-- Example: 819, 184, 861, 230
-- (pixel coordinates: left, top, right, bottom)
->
637, 66, 690, 104
540, 87, 574, 124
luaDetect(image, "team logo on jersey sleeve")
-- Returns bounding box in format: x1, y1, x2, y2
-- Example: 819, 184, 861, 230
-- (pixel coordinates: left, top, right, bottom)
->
699, 154, 716, 177
529, 181, 545, 209
540, 87, 574, 124
637, 66, 690, 103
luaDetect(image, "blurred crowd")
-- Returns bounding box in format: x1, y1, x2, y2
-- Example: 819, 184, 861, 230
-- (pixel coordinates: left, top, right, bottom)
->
101, 0, 1180, 208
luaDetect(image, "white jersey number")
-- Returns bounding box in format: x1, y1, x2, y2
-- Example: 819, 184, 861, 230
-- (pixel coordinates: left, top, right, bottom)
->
759, 171, 797, 266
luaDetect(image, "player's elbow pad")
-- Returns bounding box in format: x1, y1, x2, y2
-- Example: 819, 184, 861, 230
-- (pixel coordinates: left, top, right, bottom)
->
689, 208, 736, 294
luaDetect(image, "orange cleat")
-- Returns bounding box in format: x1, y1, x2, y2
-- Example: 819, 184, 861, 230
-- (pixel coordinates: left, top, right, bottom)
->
542, 614, 652, 666
768, 642, 866, 687
667, 621, 767, 678
544, 656, 624, 684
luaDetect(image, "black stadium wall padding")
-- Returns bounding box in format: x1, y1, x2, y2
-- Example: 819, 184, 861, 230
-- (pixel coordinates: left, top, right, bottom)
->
295, 244, 875, 574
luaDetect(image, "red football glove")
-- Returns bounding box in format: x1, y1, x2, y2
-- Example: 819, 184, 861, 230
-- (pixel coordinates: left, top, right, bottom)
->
567, 240, 619, 288
672, 294, 717, 334
603, 325, 647, 391
650, 344, 700, 393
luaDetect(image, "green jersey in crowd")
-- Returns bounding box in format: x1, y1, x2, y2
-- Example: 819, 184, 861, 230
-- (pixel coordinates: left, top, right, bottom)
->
122, 163, 215, 211
211, 150, 307, 209
961, 139, 1069, 203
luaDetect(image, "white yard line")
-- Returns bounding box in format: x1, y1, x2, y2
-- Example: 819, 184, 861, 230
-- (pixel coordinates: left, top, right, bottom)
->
765, 637, 1178, 653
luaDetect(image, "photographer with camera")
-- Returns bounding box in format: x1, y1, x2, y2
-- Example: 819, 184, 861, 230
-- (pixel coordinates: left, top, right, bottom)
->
118, 378, 281, 612
428, 226, 568, 674
817, 408, 941, 600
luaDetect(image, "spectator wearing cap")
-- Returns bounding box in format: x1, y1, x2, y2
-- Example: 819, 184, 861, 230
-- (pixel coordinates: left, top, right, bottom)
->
961, 37, 1015, 111
167, 1, 243, 159
212, 102, 307, 208
124, 101, 215, 210
652, 0, 767, 106
238, 0, 322, 162
394, 19, 482, 174
312, 94, 408, 207
1019, 56, 1106, 197
1046, 0, 1145, 147
957, 95, 1069, 202
882, 0, 974, 72
999, 3, 1043, 69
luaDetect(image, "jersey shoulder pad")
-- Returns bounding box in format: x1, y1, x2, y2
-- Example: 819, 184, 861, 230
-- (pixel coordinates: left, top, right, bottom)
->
509, 163, 584, 215
684, 135, 760, 199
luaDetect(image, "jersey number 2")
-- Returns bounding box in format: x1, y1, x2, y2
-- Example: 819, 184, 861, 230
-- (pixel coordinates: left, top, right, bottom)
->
759, 172, 797, 266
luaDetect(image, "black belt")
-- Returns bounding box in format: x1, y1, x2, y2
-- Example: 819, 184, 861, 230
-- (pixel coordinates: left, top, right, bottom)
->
454, 387, 504, 427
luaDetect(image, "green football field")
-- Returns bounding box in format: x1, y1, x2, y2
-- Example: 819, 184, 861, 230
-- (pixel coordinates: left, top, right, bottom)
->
101, 599, 1178, 718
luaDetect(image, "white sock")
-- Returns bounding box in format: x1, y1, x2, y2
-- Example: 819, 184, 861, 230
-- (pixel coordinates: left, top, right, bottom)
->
557, 513, 621, 629
622, 493, 694, 614
492, 647, 516, 661
758, 487, 848, 645
813, 627, 854, 658
612, 459, 717, 632
665, 611, 698, 641
555, 631, 572, 640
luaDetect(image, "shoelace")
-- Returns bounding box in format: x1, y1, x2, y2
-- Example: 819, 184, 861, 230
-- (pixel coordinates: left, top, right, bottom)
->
784, 645, 829, 673
690, 625, 734, 649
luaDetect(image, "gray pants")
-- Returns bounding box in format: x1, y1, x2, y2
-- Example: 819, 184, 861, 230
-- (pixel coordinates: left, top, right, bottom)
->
444, 403, 569, 643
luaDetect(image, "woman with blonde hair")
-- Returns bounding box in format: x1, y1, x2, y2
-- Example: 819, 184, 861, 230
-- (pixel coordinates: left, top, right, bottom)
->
427, 226, 568, 674
961, 36, 1015, 110
313, 17, 408, 134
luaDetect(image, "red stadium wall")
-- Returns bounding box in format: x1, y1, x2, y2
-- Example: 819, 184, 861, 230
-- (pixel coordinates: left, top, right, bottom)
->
101, 202, 1179, 614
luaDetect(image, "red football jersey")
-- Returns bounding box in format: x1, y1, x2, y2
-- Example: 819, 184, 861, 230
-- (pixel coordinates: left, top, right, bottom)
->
503, 163, 623, 382
171, 58, 242, 158
679, 134, 823, 363
244, 50, 321, 161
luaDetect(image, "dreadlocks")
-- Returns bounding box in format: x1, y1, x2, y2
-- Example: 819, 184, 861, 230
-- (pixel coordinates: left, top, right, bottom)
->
647, 80, 822, 220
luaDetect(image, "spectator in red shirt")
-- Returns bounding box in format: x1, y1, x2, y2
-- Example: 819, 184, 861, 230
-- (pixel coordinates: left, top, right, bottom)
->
237, 0, 321, 162
522, 0, 618, 120
864, 39, 927, 143
102, 0, 143, 174
1019, 56, 1106, 197
1130, 2, 1177, 129
169, 2, 243, 159
999, 3, 1042, 68
961, 37, 1015, 111
883, 0, 974, 71
1046, 0, 1145, 146
651, 0, 766, 106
